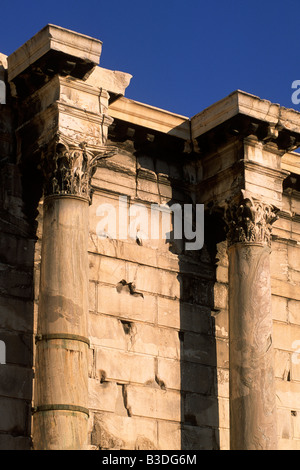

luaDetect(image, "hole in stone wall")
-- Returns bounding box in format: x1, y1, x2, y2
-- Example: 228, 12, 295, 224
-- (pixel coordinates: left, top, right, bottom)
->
116, 280, 144, 298
99, 370, 107, 384
155, 375, 166, 390
178, 331, 185, 342
120, 320, 133, 335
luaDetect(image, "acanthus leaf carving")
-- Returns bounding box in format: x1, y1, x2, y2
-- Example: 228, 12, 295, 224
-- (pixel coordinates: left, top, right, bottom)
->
225, 194, 279, 247
41, 133, 117, 203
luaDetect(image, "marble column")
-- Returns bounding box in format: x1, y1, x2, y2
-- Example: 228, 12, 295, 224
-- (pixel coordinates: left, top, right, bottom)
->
226, 194, 279, 450
33, 136, 115, 450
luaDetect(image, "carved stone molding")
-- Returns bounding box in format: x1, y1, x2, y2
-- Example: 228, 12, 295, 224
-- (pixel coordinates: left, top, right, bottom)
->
41, 133, 117, 202
225, 193, 279, 247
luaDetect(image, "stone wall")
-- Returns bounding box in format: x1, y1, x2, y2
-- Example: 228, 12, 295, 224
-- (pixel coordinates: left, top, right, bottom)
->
85, 130, 225, 449
271, 189, 300, 449
0, 24, 300, 450
83, 135, 300, 450
0, 126, 35, 449
0, 56, 37, 450
1, 115, 300, 451
83, 127, 300, 450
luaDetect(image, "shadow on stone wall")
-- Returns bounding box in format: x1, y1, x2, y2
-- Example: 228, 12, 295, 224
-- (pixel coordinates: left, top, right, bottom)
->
165, 199, 220, 450
0, 158, 39, 449
135, 124, 222, 449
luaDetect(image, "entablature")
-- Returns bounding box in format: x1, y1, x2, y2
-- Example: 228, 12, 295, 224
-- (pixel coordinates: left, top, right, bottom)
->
108, 96, 190, 140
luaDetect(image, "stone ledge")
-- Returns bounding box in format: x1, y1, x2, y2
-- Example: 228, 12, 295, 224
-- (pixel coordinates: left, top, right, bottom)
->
8, 24, 102, 83
191, 90, 300, 142
86, 67, 132, 97
282, 152, 300, 175
109, 96, 190, 140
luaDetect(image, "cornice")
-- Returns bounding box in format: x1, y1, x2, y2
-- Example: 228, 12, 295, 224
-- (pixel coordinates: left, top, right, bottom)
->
57, 101, 113, 126
282, 151, 300, 175
108, 95, 300, 179
7, 24, 102, 83
108, 96, 190, 140
243, 159, 289, 181
191, 90, 300, 140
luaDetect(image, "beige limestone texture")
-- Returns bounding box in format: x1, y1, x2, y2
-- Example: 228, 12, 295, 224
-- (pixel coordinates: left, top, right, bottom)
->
86, 66, 132, 96
229, 244, 277, 450
0, 53, 7, 68
33, 197, 90, 450
1, 24, 300, 452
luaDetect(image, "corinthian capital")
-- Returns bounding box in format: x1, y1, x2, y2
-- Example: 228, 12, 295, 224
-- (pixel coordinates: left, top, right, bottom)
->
41, 134, 117, 203
225, 192, 279, 248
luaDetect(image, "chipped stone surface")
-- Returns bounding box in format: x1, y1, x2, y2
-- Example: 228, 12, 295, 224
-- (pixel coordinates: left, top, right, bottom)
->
91, 412, 157, 450
95, 348, 155, 384
1, 24, 300, 451
125, 385, 181, 421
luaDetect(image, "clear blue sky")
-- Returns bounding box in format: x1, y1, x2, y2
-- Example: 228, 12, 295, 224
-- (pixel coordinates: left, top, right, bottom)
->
1, 0, 300, 118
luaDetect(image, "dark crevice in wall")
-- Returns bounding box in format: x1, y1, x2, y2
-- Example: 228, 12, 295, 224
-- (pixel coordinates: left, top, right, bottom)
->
116, 279, 144, 298
120, 384, 132, 417
0, 160, 36, 450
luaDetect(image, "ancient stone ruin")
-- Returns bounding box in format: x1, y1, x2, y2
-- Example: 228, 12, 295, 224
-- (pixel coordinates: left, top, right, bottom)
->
0, 25, 300, 450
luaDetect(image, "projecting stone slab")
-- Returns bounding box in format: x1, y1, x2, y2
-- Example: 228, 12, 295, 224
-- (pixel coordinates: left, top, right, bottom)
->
86, 66, 132, 97
191, 90, 300, 141
108, 97, 190, 140
0, 53, 7, 68
0, 53, 7, 87
8, 24, 102, 84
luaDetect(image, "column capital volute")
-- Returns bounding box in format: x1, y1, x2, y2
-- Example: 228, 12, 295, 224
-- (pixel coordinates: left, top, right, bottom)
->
41, 133, 117, 203
224, 190, 279, 248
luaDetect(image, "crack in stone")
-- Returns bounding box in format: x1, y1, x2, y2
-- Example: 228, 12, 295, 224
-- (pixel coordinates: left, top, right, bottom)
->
120, 384, 132, 417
